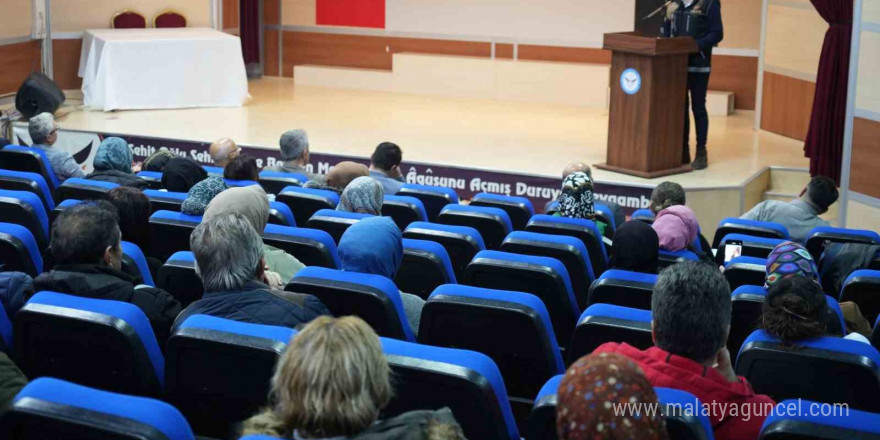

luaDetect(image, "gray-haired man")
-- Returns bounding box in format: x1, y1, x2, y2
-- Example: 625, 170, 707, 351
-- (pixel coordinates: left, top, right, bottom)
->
265, 129, 326, 184
28, 112, 84, 182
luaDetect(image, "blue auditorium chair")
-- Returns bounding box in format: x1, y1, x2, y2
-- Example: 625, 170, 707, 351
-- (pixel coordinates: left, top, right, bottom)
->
143, 189, 187, 213
1, 377, 194, 440
0, 169, 55, 213
568, 303, 653, 364
395, 238, 456, 299
586, 269, 657, 310
594, 202, 617, 236
382, 195, 428, 231
437, 204, 512, 250
758, 399, 880, 440
463, 250, 578, 347
526, 374, 562, 440
419, 285, 564, 410
136, 170, 163, 189
839, 270, 880, 324
470, 192, 536, 231
223, 178, 259, 188
873, 315, 880, 352
276, 186, 340, 227
712, 217, 789, 249
0, 303, 11, 353
121, 241, 155, 287
14, 291, 164, 396
715, 233, 786, 266
397, 183, 460, 222
0, 145, 60, 191
380, 337, 519, 440
268, 201, 296, 227
286, 267, 414, 341
58, 177, 118, 201
0, 222, 42, 277
0, 189, 49, 249
631, 208, 655, 223
202, 166, 224, 176
724, 256, 767, 290
736, 330, 880, 412
658, 248, 700, 269
500, 230, 594, 310
805, 226, 880, 260
258, 170, 308, 194
166, 315, 295, 439
157, 251, 203, 307
402, 221, 485, 280
262, 224, 340, 268
147, 210, 202, 260
50, 198, 81, 226
305, 209, 371, 244
525, 214, 608, 277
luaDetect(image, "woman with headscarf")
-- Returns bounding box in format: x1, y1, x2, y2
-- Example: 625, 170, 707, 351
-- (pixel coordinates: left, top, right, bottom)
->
551, 172, 607, 236
161, 157, 208, 193
337, 216, 425, 336
181, 177, 227, 216
337, 176, 383, 215
651, 204, 714, 265
304, 161, 369, 194
142, 149, 176, 172
649, 181, 713, 256
557, 352, 668, 440
203, 185, 305, 282
86, 137, 148, 189
610, 220, 660, 274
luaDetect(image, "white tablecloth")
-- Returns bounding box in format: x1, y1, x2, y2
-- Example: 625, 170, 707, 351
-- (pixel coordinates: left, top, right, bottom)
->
78, 28, 249, 111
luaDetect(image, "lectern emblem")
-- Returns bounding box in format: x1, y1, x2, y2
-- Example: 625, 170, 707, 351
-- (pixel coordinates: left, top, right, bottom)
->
620, 68, 641, 95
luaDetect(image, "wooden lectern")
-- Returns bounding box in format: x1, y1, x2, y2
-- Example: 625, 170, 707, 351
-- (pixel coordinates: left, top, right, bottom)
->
595, 32, 698, 178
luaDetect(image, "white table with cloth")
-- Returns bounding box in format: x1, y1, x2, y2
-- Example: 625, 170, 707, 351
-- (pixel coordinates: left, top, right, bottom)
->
78, 28, 249, 111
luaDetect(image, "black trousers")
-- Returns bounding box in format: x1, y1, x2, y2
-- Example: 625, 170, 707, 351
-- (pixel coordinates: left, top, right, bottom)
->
683, 72, 710, 162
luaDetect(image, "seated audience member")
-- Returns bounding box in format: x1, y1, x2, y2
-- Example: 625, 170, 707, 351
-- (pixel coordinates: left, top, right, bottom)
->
31, 202, 182, 343
595, 262, 775, 440
558, 352, 668, 440
369, 142, 406, 194
224, 154, 260, 182
104, 186, 156, 268
741, 176, 838, 243
610, 220, 660, 274
176, 214, 328, 329
558, 162, 625, 227
0, 352, 27, 414
337, 216, 425, 335
651, 205, 713, 264
203, 185, 305, 282
209, 138, 240, 167
305, 161, 370, 194
181, 176, 227, 216
338, 176, 383, 215
549, 172, 607, 236
161, 157, 208, 192
650, 181, 712, 252
142, 149, 176, 172
86, 137, 148, 189
265, 129, 325, 183
28, 112, 84, 182
242, 316, 463, 439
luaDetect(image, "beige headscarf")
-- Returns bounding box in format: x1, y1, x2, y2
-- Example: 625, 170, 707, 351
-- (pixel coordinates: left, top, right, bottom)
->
203, 185, 270, 233
327, 161, 369, 190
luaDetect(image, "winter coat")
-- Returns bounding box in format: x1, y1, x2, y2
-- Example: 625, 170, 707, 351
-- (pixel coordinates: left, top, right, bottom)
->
86, 169, 149, 189
0, 272, 32, 319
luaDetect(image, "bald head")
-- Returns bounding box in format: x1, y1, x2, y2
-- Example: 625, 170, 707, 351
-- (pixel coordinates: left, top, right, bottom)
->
563, 162, 591, 179
209, 138, 240, 167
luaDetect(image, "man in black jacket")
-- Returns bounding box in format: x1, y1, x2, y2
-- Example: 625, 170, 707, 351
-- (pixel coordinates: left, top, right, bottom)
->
31, 202, 181, 343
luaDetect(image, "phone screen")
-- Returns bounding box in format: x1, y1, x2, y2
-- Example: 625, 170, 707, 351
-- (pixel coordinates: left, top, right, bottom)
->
724, 241, 743, 263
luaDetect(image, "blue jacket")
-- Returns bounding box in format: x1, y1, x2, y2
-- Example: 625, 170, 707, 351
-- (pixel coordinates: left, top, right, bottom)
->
662, 0, 724, 70
0, 272, 31, 319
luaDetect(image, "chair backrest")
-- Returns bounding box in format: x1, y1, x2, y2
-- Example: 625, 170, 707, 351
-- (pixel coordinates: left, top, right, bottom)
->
0, 145, 59, 189
631, 208, 655, 223
0, 169, 55, 212
525, 214, 608, 277
568, 303, 652, 365
501, 230, 594, 311
305, 209, 371, 244
147, 210, 202, 261
268, 201, 296, 227
258, 170, 308, 195
758, 399, 880, 440
136, 171, 163, 189
437, 204, 513, 251
402, 221, 485, 280
397, 184, 460, 222
58, 178, 118, 202
470, 192, 535, 231
587, 269, 657, 310
872, 315, 880, 352
50, 198, 81, 227
286, 267, 414, 341
380, 338, 519, 440
154, 10, 187, 28
276, 186, 340, 227
382, 195, 428, 231
526, 374, 562, 440
157, 251, 203, 308
0, 301, 11, 353
736, 330, 880, 412
658, 248, 700, 269
840, 269, 880, 324
262, 224, 340, 269
723, 256, 767, 291
202, 166, 224, 176
716, 233, 786, 266
143, 189, 187, 214
121, 241, 154, 287
2, 377, 194, 440
0, 222, 42, 276
165, 315, 295, 439
419, 284, 564, 401
805, 226, 880, 261
112, 10, 147, 28
463, 250, 578, 347
395, 238, 456, 300
593, 202, 617, 235
14, 291, 164, 396
223, 179, 259, 188
712, 218, 790, 248
0, 189, 49, 249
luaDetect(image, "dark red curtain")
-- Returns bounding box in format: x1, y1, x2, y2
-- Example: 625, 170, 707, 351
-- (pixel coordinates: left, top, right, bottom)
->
803, 0, 853, 184
240, 0, 261, 73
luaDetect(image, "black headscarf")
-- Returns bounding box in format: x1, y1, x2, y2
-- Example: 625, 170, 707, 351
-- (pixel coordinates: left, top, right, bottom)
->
610, 220, 660, 274
161, 157, 208, 193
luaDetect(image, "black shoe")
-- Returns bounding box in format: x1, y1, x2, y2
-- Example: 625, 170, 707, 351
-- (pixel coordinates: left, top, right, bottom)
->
691, 151, 708, 170
682, 148, 691, 165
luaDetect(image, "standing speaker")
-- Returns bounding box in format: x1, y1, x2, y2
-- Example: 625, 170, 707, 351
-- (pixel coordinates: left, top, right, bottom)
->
15, 72, 65, 119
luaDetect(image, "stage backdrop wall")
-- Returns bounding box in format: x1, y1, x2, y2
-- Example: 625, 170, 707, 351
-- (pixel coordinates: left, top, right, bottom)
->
0, 0, 39, 96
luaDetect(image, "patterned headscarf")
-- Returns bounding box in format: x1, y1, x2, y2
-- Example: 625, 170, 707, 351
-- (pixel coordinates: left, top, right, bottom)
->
765, 241, 819, 288
558, 172, 595, 219
93, 137, 133, 173
181, 177, 227, 216
338, 176, 384, 215
557, 352, 668, 440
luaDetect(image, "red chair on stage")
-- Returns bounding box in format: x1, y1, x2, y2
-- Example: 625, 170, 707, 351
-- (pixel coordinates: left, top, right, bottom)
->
154, 11, 187, 28
111, 10, 147, 29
